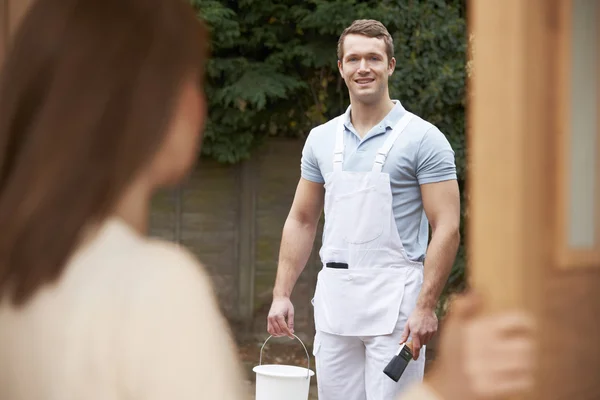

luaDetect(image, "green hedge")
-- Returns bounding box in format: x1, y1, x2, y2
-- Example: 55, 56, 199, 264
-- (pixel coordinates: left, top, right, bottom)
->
192, 0, 469, 310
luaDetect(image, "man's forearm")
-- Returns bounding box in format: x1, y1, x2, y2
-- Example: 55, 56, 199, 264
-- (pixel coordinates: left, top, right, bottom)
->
272, 216, 319, 298
417, 226, 460, 311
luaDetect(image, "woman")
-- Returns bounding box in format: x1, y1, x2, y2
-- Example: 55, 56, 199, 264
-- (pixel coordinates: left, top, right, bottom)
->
0, 0, 247, 399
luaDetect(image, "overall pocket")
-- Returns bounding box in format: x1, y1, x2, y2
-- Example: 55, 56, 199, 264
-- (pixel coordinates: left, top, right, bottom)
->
334, 186, 387, 244
313, 267, 407, 336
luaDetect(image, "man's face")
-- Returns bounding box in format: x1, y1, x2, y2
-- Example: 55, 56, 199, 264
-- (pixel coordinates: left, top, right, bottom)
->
338, 34, 395, 104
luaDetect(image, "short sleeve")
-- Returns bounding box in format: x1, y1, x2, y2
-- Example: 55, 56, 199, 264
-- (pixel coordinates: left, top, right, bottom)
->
121, 244, 249, 400
300, 131, 324, 184
416, 126, 457, 185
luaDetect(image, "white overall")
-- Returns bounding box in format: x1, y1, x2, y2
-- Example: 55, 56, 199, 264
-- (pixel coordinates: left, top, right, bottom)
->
312, 110, 426, 400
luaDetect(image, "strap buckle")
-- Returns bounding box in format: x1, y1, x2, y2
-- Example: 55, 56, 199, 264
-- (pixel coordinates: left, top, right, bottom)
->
374, 150, 386, 165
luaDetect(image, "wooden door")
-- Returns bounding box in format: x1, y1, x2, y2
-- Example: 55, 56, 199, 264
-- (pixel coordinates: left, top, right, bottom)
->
469, 0, 600, 399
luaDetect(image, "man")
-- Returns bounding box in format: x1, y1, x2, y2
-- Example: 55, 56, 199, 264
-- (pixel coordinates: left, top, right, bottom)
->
267, 19, 460, 400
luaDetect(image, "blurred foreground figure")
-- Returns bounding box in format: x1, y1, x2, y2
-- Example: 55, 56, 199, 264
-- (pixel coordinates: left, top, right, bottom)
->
0, 0, 247, 399
400, 292, 536, 400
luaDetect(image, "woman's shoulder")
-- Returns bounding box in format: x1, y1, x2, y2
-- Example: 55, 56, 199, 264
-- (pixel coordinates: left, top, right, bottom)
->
140, 237, 202, 271
88, 218, 215, 304
134, 237, 213, 297
98, 218, 208, 283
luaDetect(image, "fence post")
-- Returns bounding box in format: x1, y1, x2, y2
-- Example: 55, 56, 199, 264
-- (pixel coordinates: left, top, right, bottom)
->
237, 157, 257, 327
173, 185, 183, 244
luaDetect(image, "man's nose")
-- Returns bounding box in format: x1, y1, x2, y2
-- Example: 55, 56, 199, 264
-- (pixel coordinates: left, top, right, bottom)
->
358, 58, 369, 72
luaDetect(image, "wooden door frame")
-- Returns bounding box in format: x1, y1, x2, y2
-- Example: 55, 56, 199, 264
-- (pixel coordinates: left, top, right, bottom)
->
468, 2, 552, 397
468, 0, 554, 313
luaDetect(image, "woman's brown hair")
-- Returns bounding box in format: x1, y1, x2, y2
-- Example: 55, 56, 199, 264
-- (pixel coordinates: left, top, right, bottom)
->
0, 0, 208, 306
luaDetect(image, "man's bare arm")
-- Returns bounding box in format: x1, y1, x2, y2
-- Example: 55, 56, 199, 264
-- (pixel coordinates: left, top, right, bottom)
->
273, 178, 324, 297
267, 178, 324, 337
418, 179, 461, 311
401, 179, 460, 358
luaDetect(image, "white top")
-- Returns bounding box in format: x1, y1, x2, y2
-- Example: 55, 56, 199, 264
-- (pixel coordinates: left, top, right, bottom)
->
0, 218, 248, 400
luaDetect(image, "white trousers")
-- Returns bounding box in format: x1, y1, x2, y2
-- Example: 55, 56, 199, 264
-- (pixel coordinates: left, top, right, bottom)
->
312, 321, 426, 400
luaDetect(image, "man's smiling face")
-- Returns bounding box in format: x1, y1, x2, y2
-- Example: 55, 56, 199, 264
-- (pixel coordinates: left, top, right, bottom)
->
338, 33, 396, 104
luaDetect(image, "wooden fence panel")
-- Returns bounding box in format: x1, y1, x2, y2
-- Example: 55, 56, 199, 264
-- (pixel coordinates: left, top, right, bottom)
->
149, 139, 321, 339
179, 158, 239, 317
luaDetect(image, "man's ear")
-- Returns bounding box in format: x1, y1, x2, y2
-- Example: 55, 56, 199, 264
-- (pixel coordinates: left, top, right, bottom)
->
338, 59, 344, 77
389, 57, 396, 76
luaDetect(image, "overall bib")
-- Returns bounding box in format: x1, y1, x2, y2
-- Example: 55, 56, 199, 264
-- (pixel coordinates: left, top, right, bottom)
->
312, 111, 426, 400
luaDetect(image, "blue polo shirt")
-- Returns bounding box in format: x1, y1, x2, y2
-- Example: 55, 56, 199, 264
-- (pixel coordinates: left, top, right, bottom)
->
301, 100, 457, 262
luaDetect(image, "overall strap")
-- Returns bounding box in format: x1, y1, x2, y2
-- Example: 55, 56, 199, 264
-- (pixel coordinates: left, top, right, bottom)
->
333, 116, 345, 172
372, 112, 414, 172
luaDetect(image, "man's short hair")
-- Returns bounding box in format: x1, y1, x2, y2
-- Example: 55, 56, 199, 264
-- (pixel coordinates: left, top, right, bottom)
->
337, 19, 394, 62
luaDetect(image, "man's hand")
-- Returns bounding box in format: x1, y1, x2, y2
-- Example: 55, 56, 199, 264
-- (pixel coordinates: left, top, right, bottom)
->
267, 296, 295, 338
400, 307, 438, 360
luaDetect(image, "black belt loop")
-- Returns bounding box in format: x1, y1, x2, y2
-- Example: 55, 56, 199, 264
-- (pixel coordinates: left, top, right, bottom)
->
326, 262, 348, 269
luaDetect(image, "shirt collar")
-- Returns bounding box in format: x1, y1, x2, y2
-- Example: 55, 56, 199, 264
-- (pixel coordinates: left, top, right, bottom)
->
342, 100, 407, 137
